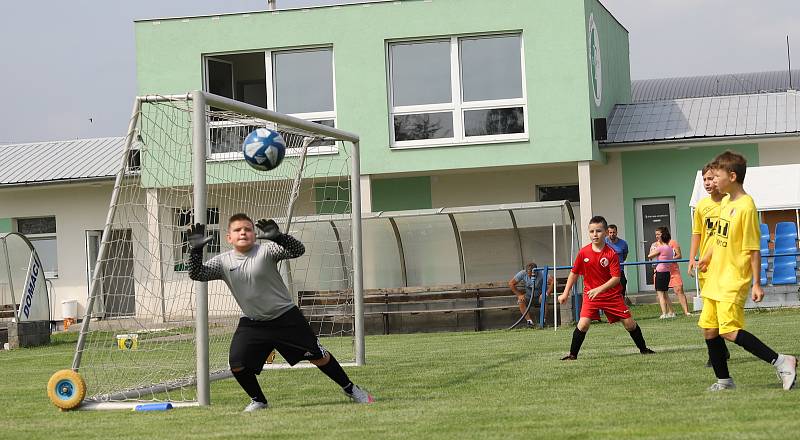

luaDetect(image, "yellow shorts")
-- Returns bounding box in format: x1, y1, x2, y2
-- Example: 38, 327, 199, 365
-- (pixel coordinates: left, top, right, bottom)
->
698, 297, 744, 334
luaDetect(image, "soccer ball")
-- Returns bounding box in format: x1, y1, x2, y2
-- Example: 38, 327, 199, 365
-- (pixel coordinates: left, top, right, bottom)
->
242, 128, 286, 171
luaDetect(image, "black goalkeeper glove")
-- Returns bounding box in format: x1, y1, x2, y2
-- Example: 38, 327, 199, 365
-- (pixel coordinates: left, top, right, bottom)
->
187, 223, 213, 252
255, 219, 281, 241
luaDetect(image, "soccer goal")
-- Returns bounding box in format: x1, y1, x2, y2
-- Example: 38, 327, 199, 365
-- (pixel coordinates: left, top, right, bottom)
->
51, 91, 364, 410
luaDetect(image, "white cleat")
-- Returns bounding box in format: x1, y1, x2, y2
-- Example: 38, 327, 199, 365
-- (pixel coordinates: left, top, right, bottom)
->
775, 355, 797, 391
243, 399, 269, 412
707, 379, 736, 391
344, 384, 375, 404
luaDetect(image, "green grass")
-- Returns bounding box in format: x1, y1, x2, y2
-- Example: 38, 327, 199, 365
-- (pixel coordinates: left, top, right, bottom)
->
2, 304, 800, 439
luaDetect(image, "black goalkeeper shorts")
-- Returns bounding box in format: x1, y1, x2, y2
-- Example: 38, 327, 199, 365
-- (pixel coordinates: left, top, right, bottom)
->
229, 306, 327, 371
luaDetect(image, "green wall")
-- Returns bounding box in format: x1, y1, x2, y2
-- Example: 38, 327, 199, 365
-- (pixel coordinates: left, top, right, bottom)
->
314, 182, 351, 214
620, 144, 759, 291
584, 0, 631, 160
371, 177, 432, 211
0, 218, 11, 233
135, 0, 613, 176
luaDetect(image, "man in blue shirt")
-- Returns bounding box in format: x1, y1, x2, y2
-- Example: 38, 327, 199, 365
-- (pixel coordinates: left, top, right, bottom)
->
605, 224, 630, 302
509, 262, 554, 328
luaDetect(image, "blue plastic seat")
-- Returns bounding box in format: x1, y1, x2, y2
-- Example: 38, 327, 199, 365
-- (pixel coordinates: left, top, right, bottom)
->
775, 222, 798, 240
774, 222, 798, 251
772, 264, 798, 285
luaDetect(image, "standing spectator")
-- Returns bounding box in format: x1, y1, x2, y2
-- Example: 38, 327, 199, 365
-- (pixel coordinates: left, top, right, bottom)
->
509, 262, 554, 328
648, 227, 676, 319
605, 224, 630, 305
667, 234, 691, 316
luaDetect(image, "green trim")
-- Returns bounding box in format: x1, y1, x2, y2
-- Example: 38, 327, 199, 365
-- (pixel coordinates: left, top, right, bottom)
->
0, 218, 11, 233
621, 145, 759, 292
371, 177, 432, 211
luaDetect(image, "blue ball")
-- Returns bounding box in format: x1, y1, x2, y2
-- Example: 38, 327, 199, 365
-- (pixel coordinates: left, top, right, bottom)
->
242, 128, 286, 171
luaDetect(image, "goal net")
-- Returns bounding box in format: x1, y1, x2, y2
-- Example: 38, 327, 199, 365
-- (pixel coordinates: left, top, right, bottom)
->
71, 92, 363, 407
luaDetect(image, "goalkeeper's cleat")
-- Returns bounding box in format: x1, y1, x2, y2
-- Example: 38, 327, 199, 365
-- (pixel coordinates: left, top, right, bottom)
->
344, 384, 375, 404
775, 354, 797, 391
243, 399, 269, 412
640, 348, 656, 355
707, 379, 736, 391
560, 354, 577, 361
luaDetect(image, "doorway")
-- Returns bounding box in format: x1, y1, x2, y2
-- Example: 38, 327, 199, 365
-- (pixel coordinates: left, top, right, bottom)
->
634, 198, 676, 291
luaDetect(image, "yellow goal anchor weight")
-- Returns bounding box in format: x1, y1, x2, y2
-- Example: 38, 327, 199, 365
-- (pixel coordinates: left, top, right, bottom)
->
47, 369, 86, 410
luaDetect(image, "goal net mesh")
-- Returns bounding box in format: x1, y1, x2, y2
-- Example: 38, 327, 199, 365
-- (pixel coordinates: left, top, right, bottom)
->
75, 96, 356, 403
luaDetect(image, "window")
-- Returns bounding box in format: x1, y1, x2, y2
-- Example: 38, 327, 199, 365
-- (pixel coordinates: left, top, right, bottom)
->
388, 34, 527, 147
16, 216, 58, 277
537, 184, 580, 203
175, 208, 220, 271
204, 48, 337, 159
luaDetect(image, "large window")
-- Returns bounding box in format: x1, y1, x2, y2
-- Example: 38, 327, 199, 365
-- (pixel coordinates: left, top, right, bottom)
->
388, 34, 527, 148
16, 216, 58, 277
537, 184, 580, 203
204, 48, 336, 158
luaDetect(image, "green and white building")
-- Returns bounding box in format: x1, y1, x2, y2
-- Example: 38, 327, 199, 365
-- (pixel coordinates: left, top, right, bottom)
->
1, 0, 798, 320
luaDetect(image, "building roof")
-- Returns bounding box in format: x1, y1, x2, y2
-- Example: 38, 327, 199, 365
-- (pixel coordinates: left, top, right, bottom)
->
632, 69, 800, 103
0, 137, 126, 186
604, 90, 800, 145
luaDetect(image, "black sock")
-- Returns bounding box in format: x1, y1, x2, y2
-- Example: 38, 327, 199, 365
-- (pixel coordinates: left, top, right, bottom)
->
733, 330, 779, 364
570, 328, 587, 358
232, 369, 267, 403
627, 324, 648, 352
317, 354, 353, 390
706, 336, 730, 380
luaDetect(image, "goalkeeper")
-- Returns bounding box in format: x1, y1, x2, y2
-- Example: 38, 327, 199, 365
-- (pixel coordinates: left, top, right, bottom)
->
188, 213, 374, 412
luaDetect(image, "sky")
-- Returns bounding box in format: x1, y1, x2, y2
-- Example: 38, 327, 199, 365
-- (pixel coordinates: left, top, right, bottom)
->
0, 0, 797, 144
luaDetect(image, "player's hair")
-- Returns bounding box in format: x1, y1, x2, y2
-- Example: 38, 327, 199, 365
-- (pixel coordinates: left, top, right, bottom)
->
526, 262, 538, 271
588, 215, 608, 229
655, 226, 671, 243
228, 213, 254, 229
711, 150, 747, 183
607, 224, 618, 231
701, 161, 715, 175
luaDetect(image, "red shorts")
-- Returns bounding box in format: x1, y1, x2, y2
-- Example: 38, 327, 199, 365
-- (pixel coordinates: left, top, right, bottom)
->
580, 294, 632, 323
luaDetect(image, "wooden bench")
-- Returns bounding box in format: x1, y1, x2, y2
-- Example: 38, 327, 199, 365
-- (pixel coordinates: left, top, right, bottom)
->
299, 279, 566, 334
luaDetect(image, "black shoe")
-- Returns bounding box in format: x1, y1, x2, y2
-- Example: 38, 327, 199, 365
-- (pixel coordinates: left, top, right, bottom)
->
526, 321, 535, 328
561, 354, 577, 361
640, 348, 656, 355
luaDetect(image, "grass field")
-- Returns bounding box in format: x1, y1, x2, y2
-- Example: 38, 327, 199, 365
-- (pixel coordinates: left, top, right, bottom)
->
2, 304, 799, 439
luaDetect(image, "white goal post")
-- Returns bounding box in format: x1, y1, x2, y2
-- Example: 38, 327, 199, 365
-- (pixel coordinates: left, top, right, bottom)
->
68, 91, 364, 408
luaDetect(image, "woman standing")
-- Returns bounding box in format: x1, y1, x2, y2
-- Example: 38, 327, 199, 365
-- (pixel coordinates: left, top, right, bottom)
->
648, 227, 676, 319
667, 233, 692, 316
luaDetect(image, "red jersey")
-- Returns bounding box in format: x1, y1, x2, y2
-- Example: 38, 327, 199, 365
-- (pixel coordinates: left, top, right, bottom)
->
571, 243, 622, 300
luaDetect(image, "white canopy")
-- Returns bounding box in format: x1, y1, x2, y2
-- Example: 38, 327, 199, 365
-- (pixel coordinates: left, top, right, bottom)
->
689, 164, 800, 211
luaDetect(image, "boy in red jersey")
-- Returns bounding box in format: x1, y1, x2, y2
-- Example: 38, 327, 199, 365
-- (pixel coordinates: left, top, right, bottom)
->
557, 215, 655, 360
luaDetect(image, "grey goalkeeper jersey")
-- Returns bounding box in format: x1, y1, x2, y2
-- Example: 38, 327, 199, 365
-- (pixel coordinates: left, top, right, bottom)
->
187, 235, 305, 321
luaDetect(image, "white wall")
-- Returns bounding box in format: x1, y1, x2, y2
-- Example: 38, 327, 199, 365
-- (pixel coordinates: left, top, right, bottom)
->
0, 182, 114, 320
758, 138, 800, 165
589, 151, 625, 232
430, 165, 579, 207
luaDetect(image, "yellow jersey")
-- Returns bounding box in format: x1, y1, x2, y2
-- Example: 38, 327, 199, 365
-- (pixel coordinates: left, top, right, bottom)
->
703, 194, 760, 304
692, 196, 721, 280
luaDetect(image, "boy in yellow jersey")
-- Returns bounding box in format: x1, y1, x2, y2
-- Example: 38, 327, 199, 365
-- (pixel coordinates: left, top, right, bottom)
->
688, 163, 729, 367
698, 151, 796, 391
